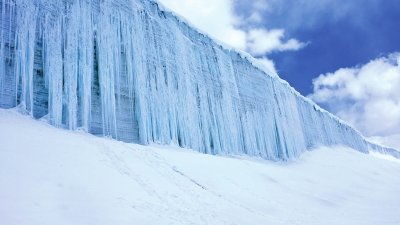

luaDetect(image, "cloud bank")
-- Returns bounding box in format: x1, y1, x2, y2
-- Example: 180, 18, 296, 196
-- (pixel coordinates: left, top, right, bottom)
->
310, 53, 400, 139
247, 28, 306, 56
157, 0, 247, 50
157, 0, 400, 149
158, 0, 305, 71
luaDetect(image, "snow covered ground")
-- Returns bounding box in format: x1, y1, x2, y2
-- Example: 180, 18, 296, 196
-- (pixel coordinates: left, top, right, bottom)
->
1, 108, 400, 225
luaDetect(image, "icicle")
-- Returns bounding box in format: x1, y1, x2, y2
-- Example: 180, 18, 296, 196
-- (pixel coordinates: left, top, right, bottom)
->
43, 12, 63, 127
14, 0, 37, 115
0, 0, 5, 99
0, 0, 397, 160
77, 0, 94, 132
96, 0, 119, 138
62, 1, 80, 130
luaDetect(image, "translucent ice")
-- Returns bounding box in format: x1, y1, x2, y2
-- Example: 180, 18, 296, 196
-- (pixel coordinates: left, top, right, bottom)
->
0, 0, 398, 160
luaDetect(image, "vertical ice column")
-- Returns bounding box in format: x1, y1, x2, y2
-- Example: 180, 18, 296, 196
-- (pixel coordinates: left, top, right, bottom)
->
0, 0, 5, 99
128, 9, 149, 144
113, 15, 141, 142
45, 0, 94, 130
41, 0, 94, 129
96, 2, 119, 138
62, 1, 80, 130
43, 14, 63, 127
14, 0, 37, 114
77, 0, 94, 131
0, 0, 15, 105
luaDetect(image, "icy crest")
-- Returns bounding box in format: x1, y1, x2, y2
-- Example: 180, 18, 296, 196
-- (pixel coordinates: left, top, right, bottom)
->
0, 0, 398, 160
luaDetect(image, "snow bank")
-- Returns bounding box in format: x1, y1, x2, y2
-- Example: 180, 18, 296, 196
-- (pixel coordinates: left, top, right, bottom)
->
1, 108, 400, 225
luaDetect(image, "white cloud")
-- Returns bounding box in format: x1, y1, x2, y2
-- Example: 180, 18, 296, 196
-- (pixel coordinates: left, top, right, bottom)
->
257, 57, 278, 75
368, 134, 400, 150
247, 28, 306, 56
248, 12, 263, 23
310, 53, 400, 138
158, 0, 306, 73
252, 0, 270, 11
157, 0, 247, 50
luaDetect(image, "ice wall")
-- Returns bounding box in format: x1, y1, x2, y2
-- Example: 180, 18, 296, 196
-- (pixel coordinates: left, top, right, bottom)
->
0, 0, 398, 160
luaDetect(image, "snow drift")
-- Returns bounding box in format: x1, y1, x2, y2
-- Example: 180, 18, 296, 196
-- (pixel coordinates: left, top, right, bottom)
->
1, 108, 400, 225
0, 0, 398, 160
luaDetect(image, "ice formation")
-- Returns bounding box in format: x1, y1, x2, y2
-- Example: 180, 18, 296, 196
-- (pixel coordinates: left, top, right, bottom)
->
0, 0, 398, 160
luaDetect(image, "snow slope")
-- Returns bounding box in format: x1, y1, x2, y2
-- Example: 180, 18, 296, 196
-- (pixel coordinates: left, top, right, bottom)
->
1, 108, 400, 225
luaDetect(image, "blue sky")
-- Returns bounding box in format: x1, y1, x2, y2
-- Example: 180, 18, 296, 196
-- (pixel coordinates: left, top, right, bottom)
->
234, 0, 400, 94
160, 0, 400, 141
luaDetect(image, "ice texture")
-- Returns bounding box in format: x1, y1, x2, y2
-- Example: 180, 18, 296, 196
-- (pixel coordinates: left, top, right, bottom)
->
0, 0, 398, 160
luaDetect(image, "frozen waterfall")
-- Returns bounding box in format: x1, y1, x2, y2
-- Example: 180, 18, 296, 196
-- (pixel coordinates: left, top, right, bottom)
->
0, 0, 398, 160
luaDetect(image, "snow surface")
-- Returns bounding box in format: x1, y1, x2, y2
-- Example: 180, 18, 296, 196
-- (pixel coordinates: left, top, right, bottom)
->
1, 108, 400, 225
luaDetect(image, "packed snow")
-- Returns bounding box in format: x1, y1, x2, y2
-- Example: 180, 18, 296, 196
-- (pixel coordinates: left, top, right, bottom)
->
1, 108, 400, 225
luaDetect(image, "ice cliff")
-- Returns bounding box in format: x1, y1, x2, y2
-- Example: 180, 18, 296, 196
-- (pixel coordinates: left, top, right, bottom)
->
0, 0, 398, 160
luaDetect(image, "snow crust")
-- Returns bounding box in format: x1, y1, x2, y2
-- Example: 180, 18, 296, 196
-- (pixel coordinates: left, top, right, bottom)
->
0, 0, 398, 160
1, 108, 400, 225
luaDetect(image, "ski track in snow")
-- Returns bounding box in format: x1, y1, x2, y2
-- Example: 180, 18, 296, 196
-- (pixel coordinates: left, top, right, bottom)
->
1, 108, 400, 225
